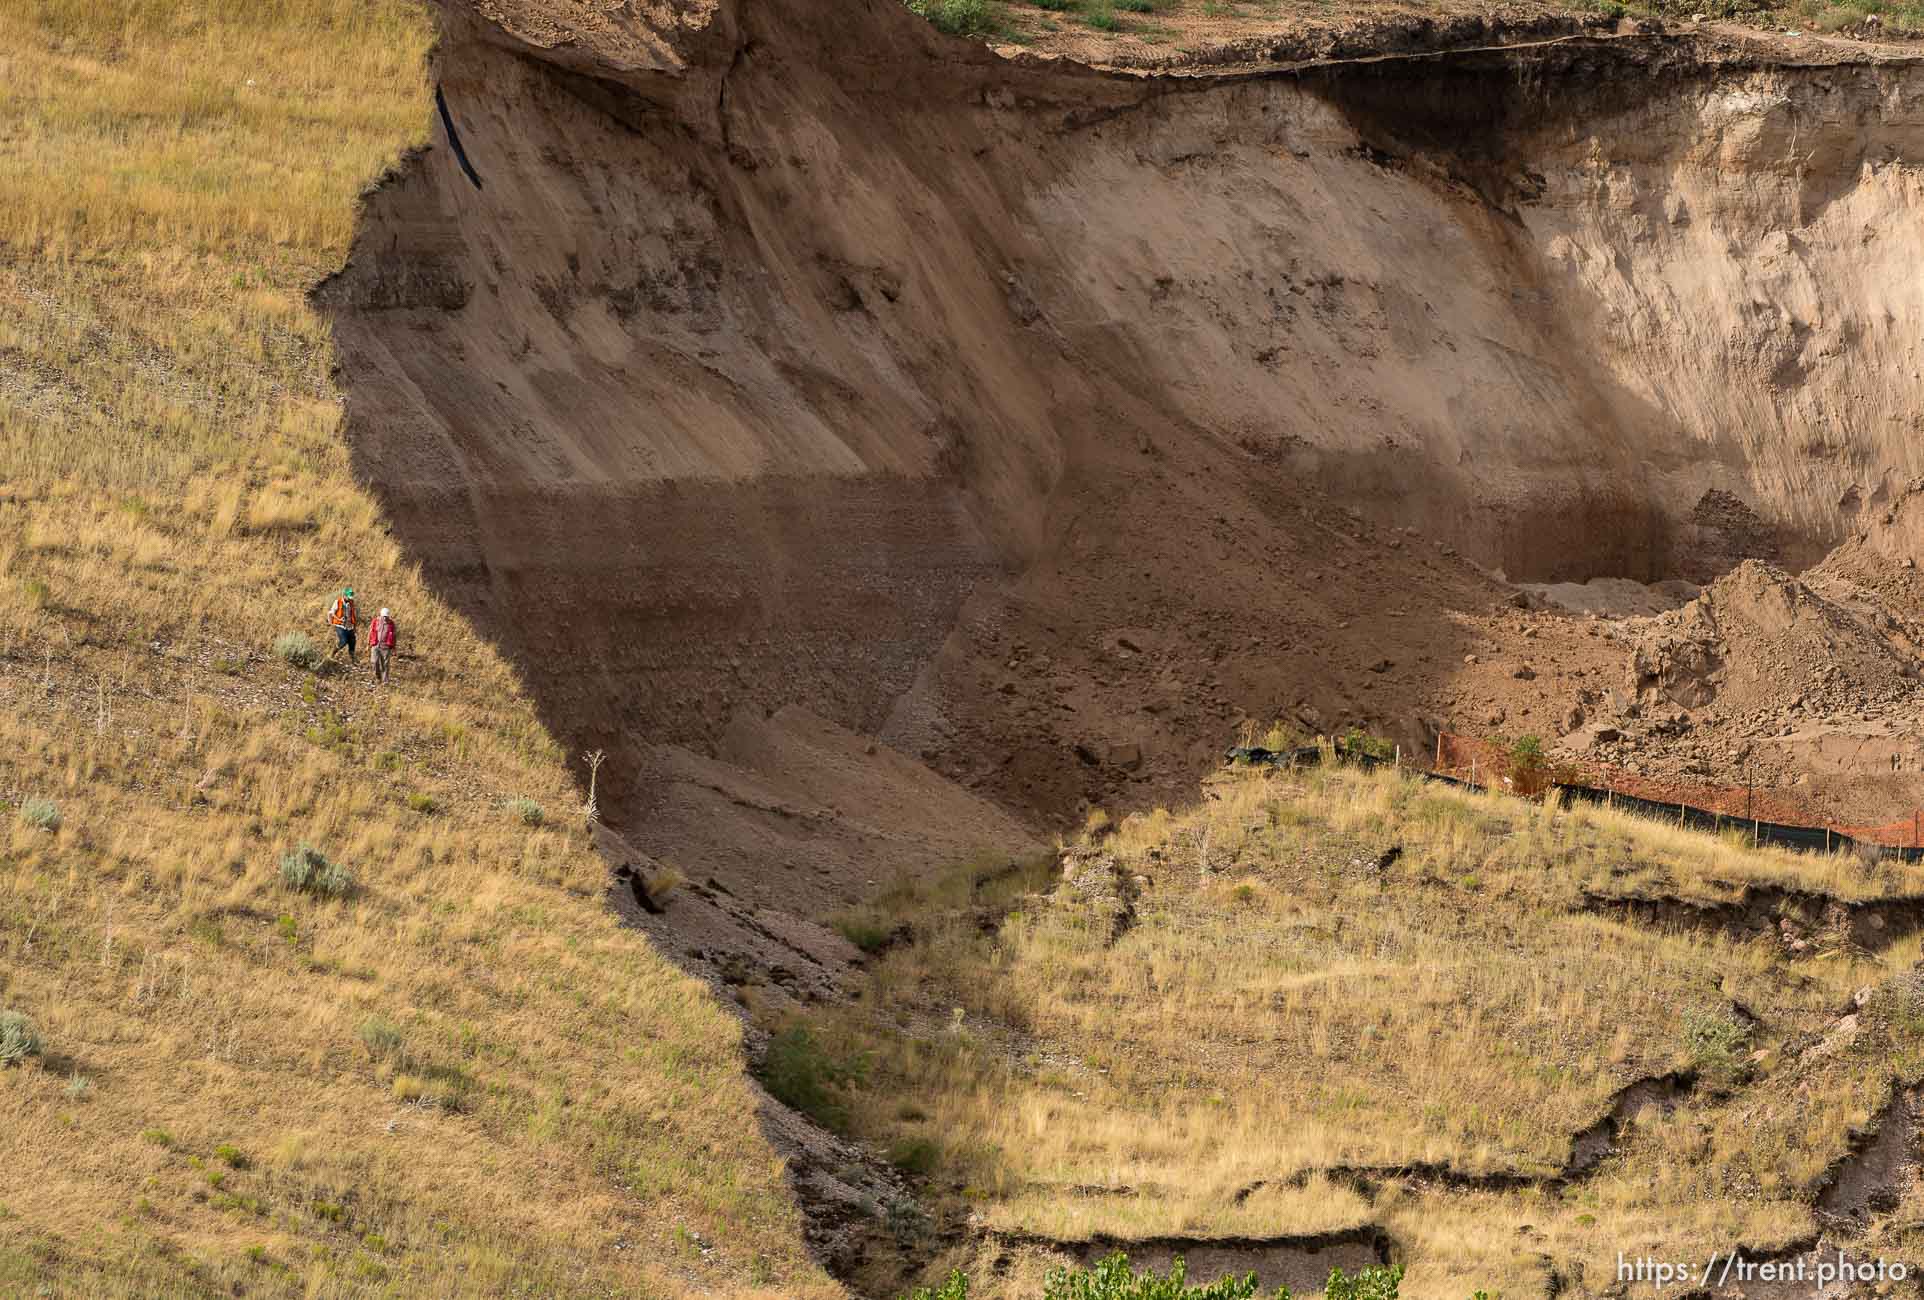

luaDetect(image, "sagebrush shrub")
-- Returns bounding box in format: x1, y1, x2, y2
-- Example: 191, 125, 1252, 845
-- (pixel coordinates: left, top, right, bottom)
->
279, 843, 354, 898
272, 631, 324, 671
20, 798, 60, 831
0, 1011, 42, 1066
358, 1017, 405, 1063
507, 797, 544, 827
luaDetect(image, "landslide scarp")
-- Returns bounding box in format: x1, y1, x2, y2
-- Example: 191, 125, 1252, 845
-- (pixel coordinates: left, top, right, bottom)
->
314, 3, 1924, 1293
322, 4, 1924, 848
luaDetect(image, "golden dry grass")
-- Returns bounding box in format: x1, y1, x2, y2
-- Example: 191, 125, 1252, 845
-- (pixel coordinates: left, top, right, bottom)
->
809, 765, 1924, 1298
0, 1, 830, 1294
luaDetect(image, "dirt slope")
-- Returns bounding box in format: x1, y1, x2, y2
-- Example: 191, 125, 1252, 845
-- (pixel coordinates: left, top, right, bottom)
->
316, 0, 1924, 974
306, 0, 1924, 1290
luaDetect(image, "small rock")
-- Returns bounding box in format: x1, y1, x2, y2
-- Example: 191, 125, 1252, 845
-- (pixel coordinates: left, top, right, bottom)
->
1464, 654, 1479, 665
1513, 665, 1537, 680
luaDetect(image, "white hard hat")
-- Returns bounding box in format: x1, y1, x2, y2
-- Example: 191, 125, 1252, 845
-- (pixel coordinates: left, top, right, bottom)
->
380, 608, 390, 618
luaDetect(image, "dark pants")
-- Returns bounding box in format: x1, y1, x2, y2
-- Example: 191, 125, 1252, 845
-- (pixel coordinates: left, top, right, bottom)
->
334, 625, 355, 656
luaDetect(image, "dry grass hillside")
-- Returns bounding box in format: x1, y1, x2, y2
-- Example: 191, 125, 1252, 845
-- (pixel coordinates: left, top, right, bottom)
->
799, 763, 1924, 1296
0, 2, 831, 1294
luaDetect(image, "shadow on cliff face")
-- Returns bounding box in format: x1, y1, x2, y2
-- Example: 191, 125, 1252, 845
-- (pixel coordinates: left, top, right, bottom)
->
318, 0, 1924, 842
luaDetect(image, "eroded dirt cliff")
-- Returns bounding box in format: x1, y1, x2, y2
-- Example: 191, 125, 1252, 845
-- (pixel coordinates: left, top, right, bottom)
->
322, 3, 1924, 849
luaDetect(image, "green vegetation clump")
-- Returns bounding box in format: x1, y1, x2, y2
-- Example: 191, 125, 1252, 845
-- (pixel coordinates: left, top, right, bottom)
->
279, 843, 354, 898
1042, 1255, 1258, 1300
757, 1025, 860, 1132
834, 913, 895, 954
904, 1273, 970, 1300
20, 798, 60, 831
0, 1011, 43, 1066
910, 0, 996, 33
507, 796, 545, 826
272, 631, 325, 671
904, 1252, 1352, 1299
358, 1017, 406, 1063
1682, 1007, 1752, 1083
1507, 733, 1549, 795
1324, 1266, 1405, 1300
1338, 728, 1396, 762
887, 1135, 942, 1176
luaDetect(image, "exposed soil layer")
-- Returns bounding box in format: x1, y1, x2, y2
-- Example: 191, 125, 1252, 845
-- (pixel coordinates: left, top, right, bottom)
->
1814, 1083, 1921, 1225
1582, 885, 1924, 953
1234, 1069, 1697, 1199
987, 1224, 1394, 1294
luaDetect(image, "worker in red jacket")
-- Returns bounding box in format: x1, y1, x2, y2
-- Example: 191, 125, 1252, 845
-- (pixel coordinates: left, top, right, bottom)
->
368, 607, 399, 685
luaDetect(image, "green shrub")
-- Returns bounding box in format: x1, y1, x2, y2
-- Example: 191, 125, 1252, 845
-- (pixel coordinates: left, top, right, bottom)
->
904, 1272, 970, 1300
405, 792, 437, 815
214, 1144, 250, 1169
19, 798, 60, 832
1683, 1007, 1750, 1082
1507, 733, 1549, 795
279, 844, 354, 899
0, 1011, 43, 1066
887, 1135, 942, 1176
1324, 1265, 1404, 1300
910, 0, 995, 32
1042, 1253, 1259, 1299
358, 1017, 406, 1063
833, 913, 894, 954
756, 1025, 859, 1132
1081, 0, 1120, 27
507, 797, 545, 827
141, 1128, 173, 1148
1035, 0, 1077, 10
272, 631, 324, 671
1339, 728, 1396, 763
